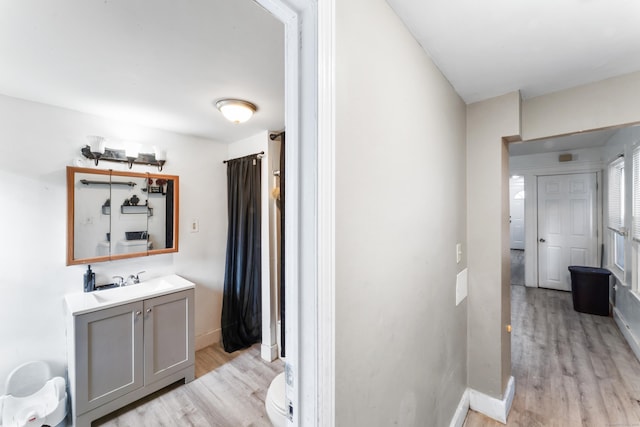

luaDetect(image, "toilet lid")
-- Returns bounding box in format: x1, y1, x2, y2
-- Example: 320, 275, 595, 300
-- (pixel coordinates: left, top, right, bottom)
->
269, 373, 286, 412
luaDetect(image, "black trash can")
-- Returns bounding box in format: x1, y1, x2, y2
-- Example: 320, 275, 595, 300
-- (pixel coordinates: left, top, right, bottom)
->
568, 266, 612, 316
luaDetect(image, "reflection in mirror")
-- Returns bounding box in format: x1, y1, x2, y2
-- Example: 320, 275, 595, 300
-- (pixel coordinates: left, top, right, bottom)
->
67, 167, 179, 265
146, 176, 175, 253
73, 169, 111, 261
110, 173, 149, 257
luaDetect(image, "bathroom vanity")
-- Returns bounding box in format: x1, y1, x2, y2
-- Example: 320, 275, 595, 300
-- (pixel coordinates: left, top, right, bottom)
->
64, 274, 195, 427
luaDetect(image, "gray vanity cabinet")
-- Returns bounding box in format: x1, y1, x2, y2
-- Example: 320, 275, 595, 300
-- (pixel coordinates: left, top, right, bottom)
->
67, 289, 194, 427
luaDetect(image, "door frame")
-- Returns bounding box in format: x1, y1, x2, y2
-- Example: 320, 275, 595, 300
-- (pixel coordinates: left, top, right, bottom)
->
509, 163, 603, 288
254, 1, 335, 426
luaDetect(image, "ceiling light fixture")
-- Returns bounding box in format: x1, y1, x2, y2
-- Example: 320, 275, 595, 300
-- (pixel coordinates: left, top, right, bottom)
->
215, 99, 257, 124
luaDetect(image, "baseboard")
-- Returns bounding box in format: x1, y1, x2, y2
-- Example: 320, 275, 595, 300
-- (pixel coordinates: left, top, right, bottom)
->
468, 376, 515, 424
614, 308, 640, 363
449, 389, 470, 427
261, 342, 279, 362
195, 328, 221, 351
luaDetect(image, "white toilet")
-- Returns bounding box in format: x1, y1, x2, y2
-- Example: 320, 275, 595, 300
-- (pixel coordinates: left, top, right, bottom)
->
265, 372, 287, 427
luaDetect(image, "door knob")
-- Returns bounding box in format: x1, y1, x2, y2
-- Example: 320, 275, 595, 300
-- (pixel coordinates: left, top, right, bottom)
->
539, 238, 546, 243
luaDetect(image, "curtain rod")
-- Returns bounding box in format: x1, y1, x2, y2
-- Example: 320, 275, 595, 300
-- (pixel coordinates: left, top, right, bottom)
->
222, 151, 264, 164
270, 131, 285, 140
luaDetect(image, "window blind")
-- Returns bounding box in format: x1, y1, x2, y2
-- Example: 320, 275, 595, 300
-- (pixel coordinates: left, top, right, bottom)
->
633, 147, 640, 240
608, 157, 625, 233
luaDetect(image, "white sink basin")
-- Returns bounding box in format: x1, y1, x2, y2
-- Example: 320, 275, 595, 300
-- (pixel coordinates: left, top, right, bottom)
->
91, 280, 174, 303
65, 274, 195, 315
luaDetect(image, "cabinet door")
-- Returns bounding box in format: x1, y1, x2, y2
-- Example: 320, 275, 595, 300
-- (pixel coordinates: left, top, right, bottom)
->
75, 301, 144, 415
143, 289, 194, 385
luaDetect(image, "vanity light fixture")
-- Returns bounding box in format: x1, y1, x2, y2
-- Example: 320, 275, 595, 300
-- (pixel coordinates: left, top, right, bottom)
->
87, 136, 105, 166
125, 145, 139, 169
81, 138, 167, 171
154, 147, 167, 172
215, 99, 257, 124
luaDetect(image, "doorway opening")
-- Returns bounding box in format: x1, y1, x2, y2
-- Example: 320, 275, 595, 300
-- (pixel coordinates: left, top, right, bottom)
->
509, 131, 608, 290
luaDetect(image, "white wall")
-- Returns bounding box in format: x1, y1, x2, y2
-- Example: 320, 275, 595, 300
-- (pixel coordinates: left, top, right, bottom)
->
335, 0, 468, 425
522, 71, 640, 141
467, 92, 520, 399
0, 94, 229, 394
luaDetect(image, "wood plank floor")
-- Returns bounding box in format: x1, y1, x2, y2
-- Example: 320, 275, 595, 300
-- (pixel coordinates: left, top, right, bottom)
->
95, 343, 284, 427
464, 286, 640, 427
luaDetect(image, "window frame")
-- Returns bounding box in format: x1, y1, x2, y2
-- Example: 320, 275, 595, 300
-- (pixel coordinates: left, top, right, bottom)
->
608, 156, 626, 274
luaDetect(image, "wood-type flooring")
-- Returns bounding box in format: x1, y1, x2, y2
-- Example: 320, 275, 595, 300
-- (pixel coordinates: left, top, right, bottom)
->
95, 343, 283, 427
91, 285, 640, 426
464, 285, 640, 427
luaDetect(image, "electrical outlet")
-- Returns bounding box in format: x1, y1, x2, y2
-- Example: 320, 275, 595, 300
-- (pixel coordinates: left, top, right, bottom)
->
190, 218, 199, 233
456, 243, 462, 263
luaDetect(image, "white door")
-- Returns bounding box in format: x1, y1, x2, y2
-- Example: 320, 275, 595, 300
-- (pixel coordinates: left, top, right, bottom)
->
538, 173, 598, 291
510, 176, 525, 250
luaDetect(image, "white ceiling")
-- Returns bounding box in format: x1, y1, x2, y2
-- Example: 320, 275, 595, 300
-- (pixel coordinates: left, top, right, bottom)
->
3, 1, 639, 148
386, 0, 640, 104
0, 0, 284, 143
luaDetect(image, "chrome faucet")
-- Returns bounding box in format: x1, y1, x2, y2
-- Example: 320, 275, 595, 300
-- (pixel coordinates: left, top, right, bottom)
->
126, 271, 145, 286
112, 276, 124, 287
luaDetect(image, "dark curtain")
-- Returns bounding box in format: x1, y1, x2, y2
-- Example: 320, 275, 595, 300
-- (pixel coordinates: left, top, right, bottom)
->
165, 181, 174, 249
221, 155, 262, 353
279, 134, 286, 357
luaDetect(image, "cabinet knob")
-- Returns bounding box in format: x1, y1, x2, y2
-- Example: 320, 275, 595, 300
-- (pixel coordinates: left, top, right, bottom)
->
146, 308, 152, 313
135, 311, 142, 316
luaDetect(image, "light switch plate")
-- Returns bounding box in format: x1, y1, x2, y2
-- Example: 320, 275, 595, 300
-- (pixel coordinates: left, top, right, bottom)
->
456, 268, 468, 306
190, 218, 199, 233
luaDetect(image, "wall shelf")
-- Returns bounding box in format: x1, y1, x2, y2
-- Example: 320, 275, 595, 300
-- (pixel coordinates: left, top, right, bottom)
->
102, 205, 152, 216
121, 205, 153, 216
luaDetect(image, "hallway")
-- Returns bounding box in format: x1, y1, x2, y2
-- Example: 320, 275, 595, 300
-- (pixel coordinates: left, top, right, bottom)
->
464, 286, 640, 426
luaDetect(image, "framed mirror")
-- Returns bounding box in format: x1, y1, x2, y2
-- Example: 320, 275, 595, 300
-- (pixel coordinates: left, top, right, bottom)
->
66, 167, 179, 265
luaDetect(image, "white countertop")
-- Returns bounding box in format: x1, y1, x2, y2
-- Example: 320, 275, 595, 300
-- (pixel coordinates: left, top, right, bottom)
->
65, 274, 195, 315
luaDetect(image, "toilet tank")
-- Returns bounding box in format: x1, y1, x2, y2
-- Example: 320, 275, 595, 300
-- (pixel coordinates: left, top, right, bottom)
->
116, 240, 152, 254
